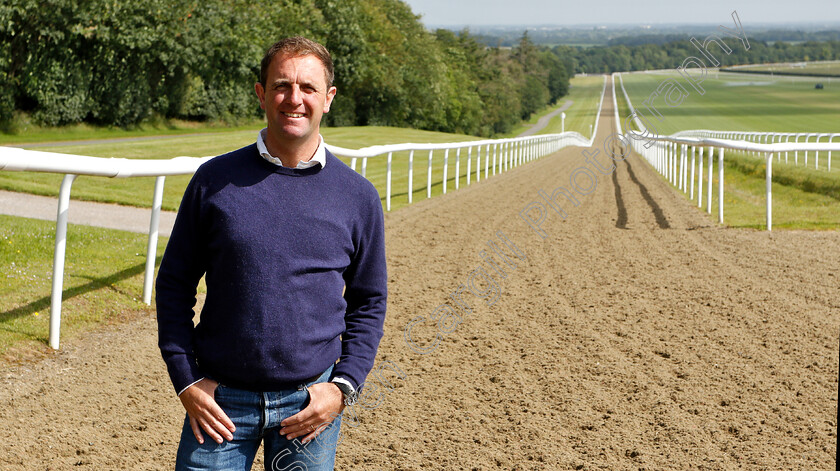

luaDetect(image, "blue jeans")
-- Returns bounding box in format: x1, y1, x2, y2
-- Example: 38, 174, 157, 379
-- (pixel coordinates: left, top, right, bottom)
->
175, 366, 342, 470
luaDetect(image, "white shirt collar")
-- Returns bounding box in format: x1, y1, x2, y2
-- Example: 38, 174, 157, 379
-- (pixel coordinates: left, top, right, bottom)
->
257, 128, 326, 169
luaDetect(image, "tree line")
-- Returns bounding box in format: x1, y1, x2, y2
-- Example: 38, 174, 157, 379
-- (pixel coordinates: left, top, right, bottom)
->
555, 38, 840, 75
0, 0, 569, 137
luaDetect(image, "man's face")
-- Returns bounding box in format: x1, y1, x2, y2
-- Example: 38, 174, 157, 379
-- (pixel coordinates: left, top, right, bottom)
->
255, 54, 336, 149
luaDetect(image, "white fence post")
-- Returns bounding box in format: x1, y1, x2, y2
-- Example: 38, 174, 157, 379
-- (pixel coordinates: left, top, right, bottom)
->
386, 152, 393, 211
476, 145, 482, 182
455, 148, 461, 189
485, 144, 490, 178
718, 147, 724, 224
467, 147, 472, 185
407, 150, 414, 204
766, 152, 773, 231
689, 146, 696, 199
426, 150, 433, 199
142, 175, 166, 305
442, 149, 449, 195
707, 147, 713, 215
50, 174, 78, 350
492, 144, 497, 175
697, 147, 704, 208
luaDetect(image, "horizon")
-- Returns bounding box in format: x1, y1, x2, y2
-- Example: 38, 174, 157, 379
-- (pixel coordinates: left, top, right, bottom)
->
403, 0, 840, 28
425, 21, 840, 29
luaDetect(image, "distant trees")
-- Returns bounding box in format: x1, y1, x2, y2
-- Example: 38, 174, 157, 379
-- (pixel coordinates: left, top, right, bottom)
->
554, 38, 840, 75
0, 0, 570, 136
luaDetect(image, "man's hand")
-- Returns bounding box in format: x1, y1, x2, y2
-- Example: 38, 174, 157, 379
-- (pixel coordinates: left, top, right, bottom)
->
279, 382, 345, 443
178, 378, 236, 445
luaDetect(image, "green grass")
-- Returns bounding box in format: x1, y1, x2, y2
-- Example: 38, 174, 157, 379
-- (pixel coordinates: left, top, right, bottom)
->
0, 114, 266, 146
715, 152, 838, 230
647, 147, 840, 230
541, 75, 604, 138
733, 61, 840, 77
614, 75, 635, 134
618, 71, 840, 134
0, 214, 161, 362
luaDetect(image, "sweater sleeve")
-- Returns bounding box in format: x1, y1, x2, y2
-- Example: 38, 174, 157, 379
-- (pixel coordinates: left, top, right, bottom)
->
331, 186, 388, 391
155, 171, 208, 394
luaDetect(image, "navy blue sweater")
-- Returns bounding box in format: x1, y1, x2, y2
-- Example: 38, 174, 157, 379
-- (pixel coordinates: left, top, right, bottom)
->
156, 144, 387, 394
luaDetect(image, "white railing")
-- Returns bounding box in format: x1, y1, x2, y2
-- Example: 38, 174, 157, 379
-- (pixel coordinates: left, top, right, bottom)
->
0, 147, 215, 349
615, 72, 839, 231
625, 132, 840, 231
617, 73, 645, 133
0, 124, 597, 349
674, 129, 839, 171
591, 75, 608, 142
326, 132, 591, 212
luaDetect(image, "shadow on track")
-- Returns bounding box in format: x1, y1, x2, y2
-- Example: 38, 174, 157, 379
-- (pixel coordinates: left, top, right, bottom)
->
625, 158, 670, 229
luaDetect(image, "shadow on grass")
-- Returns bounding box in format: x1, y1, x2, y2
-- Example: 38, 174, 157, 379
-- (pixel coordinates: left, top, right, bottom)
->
0, 257, 160, 330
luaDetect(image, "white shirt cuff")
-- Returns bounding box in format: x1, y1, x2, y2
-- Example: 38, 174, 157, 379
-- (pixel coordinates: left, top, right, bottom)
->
176, 377, 205, 397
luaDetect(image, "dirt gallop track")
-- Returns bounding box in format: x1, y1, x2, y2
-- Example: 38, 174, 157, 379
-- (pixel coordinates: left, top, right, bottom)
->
1, 77, 837, 470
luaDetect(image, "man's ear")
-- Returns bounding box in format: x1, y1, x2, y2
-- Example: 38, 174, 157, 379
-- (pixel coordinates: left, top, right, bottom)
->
255, 82, 266, 110
323, 86, 337, 113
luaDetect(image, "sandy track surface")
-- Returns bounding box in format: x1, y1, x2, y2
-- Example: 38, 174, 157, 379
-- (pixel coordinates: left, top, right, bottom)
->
1, 77, 837, 470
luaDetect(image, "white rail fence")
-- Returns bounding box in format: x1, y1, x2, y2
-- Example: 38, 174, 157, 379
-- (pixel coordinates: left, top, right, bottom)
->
614, 72, 840, 232
626, 135, 840, 230
674, 129, 838, 171
0, 114, 600, 348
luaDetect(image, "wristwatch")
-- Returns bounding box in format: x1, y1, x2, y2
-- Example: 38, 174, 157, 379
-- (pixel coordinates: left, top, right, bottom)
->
332, 380, 358, 406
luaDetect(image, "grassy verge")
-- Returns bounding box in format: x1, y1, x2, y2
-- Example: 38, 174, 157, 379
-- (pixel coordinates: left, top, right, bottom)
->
0, 214, 163, 363
0, 114, 266, 146
614, 75, 636, 133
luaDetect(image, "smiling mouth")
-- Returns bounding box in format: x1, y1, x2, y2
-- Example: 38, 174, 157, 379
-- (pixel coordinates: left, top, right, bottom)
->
282, 112, 305, 118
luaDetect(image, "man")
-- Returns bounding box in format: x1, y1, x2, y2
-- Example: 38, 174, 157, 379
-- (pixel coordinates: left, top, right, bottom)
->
156, 36, 388, 470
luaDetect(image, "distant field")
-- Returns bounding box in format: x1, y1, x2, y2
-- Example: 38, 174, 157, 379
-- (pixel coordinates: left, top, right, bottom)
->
727, 61, 840, 77
618, 70, 840, 134
540, 75, 604, 138
509, 75, 604, 138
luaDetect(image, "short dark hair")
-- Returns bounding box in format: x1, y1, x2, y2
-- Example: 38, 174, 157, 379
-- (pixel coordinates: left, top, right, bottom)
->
260, 36, 334, 89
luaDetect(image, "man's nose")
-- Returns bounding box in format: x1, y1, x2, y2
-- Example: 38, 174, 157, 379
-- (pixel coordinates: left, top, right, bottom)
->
285, 85, 303, 105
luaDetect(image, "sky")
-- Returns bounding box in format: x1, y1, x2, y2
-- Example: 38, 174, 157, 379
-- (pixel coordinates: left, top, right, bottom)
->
401, 0, 840, 27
